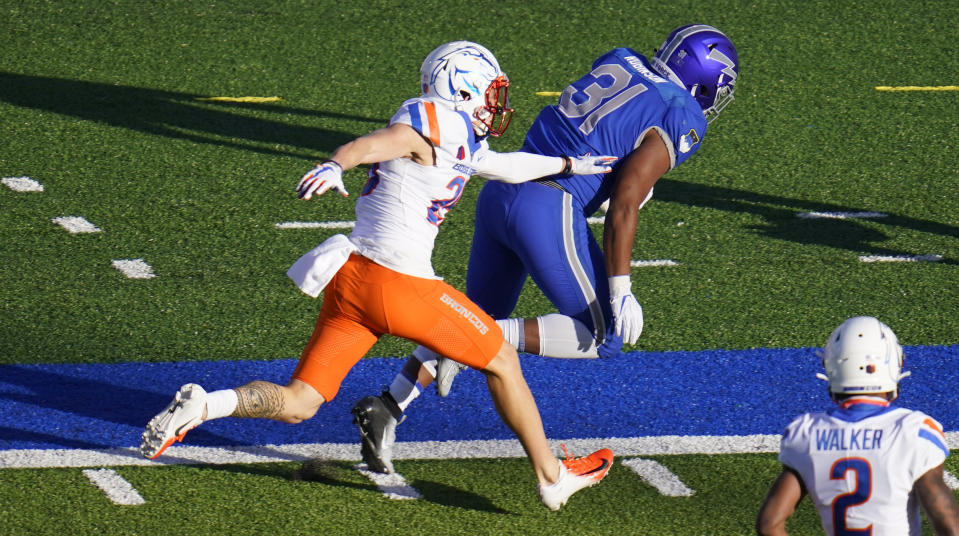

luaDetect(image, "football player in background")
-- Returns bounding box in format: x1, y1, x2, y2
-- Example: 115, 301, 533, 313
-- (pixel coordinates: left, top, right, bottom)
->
353, 24, 740, 474
140, 41, 619, 511
756, 316, 959, 535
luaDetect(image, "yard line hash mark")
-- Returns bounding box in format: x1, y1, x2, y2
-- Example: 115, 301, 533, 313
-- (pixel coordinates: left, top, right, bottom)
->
859, 254, 943, 263
355, 464, 422, 500
82, 468, 145, 505
797, 211, 888, 219
276, 221, 356, 229
621, 458, 695, 497
630, 259, 679, 267
3, 176, 43, 192
112, 259, 156, 279
52, 216, 101, 234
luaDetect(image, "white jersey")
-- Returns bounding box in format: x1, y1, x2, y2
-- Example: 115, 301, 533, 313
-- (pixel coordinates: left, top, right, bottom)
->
350, 97, 489, 279
779, 399, 949, 535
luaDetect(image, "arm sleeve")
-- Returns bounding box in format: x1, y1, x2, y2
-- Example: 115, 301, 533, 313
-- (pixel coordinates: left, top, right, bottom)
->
472, 151, 564, 183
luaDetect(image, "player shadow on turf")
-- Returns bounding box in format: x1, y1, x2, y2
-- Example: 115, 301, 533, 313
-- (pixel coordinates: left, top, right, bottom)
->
207, 458, 511, 513
0, 71, 387, 160
655, 178, 959, 264
0, 364, 239, 449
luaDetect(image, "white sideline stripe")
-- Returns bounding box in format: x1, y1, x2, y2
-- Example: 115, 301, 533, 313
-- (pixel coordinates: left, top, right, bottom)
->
275, 221, 355, 229
82, 468, 145, 505
112, 259, 156, 279
2, 176, 43, 192
621, 458, 694, 497
944, 471, 959, 491
3, 432, 957, 470
630, 259, 679, 267
797, 211, 888, 219
52, 216, 101, 234
355, 463, 422, 500
859, 254, 943, 263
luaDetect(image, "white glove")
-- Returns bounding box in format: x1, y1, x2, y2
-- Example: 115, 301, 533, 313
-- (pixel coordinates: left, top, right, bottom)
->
566, 154, 617, 175
608, 275, 643, 344
297, 160, 348, 199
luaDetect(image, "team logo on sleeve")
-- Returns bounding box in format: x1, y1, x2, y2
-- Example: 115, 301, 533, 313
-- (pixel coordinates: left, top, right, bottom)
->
679, 129, 701, 153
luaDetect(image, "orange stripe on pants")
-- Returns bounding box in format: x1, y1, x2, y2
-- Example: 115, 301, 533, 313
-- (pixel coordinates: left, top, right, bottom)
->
292, 254, 502, 402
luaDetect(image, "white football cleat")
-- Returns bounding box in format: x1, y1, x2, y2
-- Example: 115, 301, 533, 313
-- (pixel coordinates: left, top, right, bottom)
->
538, 446, 613, 511
140, 383, 207, 459
434, 356, 468, 397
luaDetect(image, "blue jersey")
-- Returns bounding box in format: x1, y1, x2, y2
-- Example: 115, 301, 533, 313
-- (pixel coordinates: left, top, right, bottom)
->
522, 48, 707, 214
467, 49, 711, 357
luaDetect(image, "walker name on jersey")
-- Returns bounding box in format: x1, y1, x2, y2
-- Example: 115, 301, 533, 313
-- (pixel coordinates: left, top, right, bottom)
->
440, 293, 489, 334
814, 428, 883, 451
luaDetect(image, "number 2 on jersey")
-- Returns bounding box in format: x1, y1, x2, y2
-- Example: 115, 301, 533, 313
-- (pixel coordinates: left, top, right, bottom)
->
426, 176, 466, 226
558, 63, 648, 135
830, 457, 873, 535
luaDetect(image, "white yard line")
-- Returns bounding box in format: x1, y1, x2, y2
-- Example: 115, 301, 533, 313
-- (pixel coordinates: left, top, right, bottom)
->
3, 432, 956, 470
621, 458, 694, 497
0, 435, 776, 469
82, 468, 146, 505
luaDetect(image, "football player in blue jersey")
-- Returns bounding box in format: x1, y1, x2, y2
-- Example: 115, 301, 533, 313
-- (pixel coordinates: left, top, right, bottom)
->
353, 24, 740, 474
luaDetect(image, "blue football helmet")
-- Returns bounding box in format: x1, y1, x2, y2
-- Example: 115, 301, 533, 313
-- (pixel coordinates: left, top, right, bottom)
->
650, 24, 739, 123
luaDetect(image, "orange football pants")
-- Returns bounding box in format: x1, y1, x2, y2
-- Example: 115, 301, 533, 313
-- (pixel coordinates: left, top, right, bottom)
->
292, 254, 503, 402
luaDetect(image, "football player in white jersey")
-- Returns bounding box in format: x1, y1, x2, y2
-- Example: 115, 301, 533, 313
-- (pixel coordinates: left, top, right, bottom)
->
756, 316, 959, 535
141, 41, 619, 510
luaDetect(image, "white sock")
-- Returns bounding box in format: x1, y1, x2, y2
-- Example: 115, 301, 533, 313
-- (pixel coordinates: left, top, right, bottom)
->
535, 313, 599, 358
495, 317, 525, 352
388, 346, 439, 412
204, 389, 238, 420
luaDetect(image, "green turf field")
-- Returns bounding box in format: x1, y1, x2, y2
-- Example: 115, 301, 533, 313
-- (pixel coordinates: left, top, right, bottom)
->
1, 1, 957, 534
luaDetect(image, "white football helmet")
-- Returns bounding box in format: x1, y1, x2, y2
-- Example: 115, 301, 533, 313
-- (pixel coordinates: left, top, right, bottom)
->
816, 316, 910, 398
420, 41, 513, 136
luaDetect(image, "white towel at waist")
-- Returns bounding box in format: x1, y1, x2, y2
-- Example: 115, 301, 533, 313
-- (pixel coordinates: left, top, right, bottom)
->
286, 234, 358, 297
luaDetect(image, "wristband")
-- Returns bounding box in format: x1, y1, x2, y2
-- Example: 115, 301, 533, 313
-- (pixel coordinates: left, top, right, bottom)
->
560, 155, 572, 175
608, 275, 632, 297
321, 159, 343, 171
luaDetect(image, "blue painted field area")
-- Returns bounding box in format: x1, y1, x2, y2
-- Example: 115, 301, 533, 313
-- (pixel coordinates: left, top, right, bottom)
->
1, 346, 957, 451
